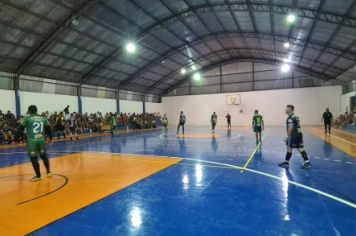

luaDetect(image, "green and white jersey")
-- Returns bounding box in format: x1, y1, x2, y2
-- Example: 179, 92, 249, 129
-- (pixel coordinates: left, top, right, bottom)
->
111, 116, 117, 126
162, 116, 168, 125
22, 114, 49, 141
252, 114, 263, 127
211, 114, 217, 123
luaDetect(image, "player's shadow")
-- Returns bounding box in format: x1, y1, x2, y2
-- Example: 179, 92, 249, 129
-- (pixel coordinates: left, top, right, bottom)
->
227, 129, 231, 139
211, 135, 218, 152
323, 136, 333, 157
110, 137, 121, 153
177, 136, 187, 153
254, 147, 264, 162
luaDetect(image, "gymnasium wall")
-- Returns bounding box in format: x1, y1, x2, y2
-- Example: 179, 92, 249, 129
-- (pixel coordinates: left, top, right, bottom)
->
0, 89, 16, 113
81, 97, 116, 115
20, 91, 78, 115
0, 89, 162, 115
146, 102, 163, 114
119, 100, 143, 114
162, 86, 343, 126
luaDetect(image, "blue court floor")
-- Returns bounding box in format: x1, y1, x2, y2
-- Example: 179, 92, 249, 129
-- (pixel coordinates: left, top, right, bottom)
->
1, 127, 356, 236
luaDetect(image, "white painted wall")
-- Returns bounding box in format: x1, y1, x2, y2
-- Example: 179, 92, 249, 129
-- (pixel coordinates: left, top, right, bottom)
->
20, 91, 78, 115
146, 102, 162, 114
1, 89, 164, 116
0, 89, 16, 113
162, 86, 343, 126
120, 100, 143, 114
81, 96, 116, 114
340, 91, 356, 114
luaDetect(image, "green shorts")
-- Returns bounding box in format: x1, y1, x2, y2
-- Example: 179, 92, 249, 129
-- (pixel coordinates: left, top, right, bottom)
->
27, 139, 46, 157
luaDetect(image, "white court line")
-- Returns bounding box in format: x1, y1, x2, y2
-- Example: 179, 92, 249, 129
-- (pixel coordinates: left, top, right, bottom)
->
159, 133, 243, 142
88, 151, 356, 209
184, 158, 356, 209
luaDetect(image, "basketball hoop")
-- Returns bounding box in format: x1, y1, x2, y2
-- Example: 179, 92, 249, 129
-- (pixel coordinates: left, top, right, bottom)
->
226, 94, 241, 105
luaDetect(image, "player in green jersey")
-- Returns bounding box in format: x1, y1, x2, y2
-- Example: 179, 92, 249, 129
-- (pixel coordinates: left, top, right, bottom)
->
252, 109, 264, 144
161, 114, 168, 131
19, 105, 52, 182
110, 113, 118, 137
211, 112, 217, 133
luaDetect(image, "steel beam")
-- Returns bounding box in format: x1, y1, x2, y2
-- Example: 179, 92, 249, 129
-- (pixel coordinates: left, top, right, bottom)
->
125, 31, 348, 90
160, 57, 336, 96
14, 0, 100, 76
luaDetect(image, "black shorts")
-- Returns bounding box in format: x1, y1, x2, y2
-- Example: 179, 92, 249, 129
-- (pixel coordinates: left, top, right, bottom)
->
286, 133, 304, 148
178, 122, 185, 126
254, 126, 262, 133
56, 124, 64, 132
70, 126, 76, 133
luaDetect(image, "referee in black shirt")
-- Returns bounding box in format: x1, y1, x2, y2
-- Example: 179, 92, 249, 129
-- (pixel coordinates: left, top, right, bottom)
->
322, 108, 333, 134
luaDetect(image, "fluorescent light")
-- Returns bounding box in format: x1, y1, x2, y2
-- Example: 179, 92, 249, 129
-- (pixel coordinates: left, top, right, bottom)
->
180, 68, 186, 74
284, 42, 290, 48
193, 72, 201, 81
126, 42, 136, 53
71, 19, 80, 26
281, 64, 290, 72
283, 58, 290, 63
287, 14, 296, 23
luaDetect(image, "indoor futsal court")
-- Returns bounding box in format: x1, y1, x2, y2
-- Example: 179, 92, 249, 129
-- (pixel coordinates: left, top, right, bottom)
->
0, 0, 356, 236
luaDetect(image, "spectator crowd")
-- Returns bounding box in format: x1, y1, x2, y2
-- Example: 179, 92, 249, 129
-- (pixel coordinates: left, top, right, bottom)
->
0, 107, 161, 145
332, 110, 356, 129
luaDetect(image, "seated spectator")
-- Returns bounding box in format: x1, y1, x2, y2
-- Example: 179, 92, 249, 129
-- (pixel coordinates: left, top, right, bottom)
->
1, 123, 14, 144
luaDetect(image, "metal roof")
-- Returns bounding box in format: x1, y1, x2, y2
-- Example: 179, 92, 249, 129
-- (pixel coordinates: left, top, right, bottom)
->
0, 0, 355, 95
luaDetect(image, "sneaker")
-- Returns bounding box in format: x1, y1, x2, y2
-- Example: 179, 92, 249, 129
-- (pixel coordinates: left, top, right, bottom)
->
301, 162, 312, 169
278, 161, 289, 168
47, 173, 52, 178
29, 176, 42, 182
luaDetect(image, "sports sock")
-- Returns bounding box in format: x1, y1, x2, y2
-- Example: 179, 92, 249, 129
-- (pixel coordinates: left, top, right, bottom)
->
285, 152, 292, 162
300, 151, 310, 162
30, 156, 41, 178
40, 153, 50, 173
